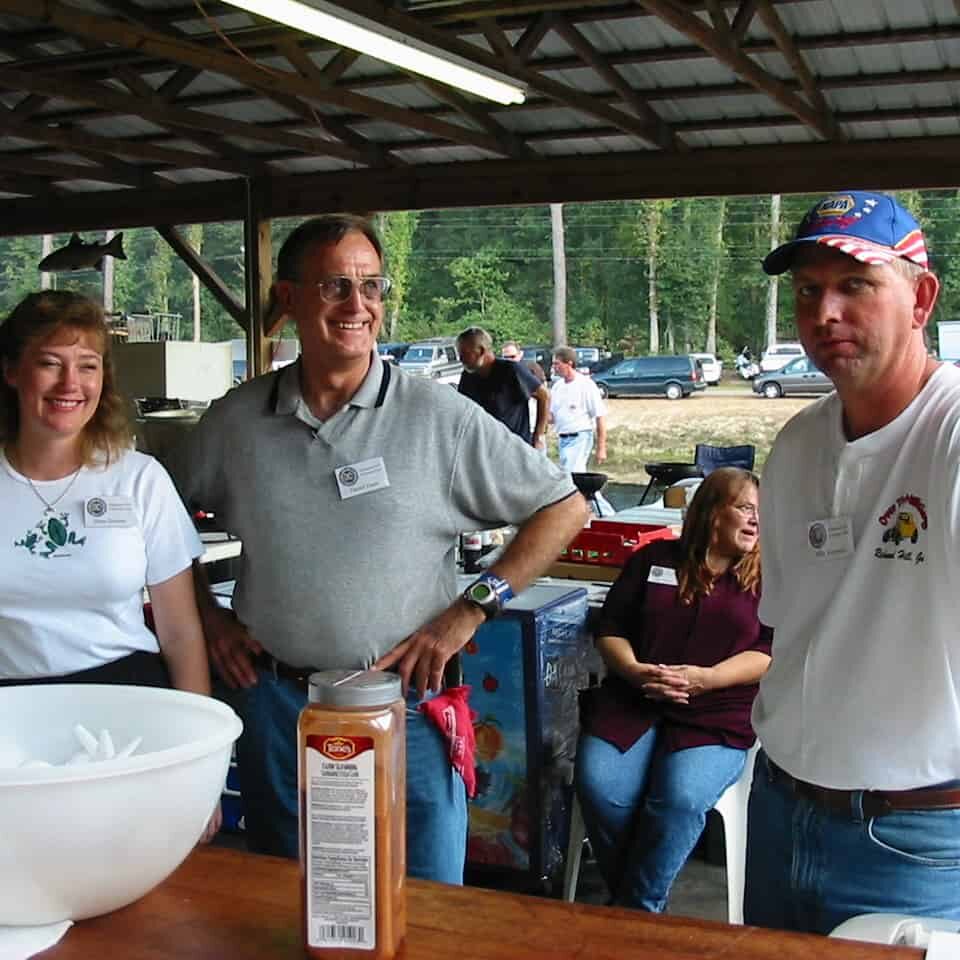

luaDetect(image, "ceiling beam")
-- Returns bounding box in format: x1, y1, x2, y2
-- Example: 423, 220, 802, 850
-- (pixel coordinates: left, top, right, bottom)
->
0, 0, 512, 157
730, 0, 758, 44
156, 224, 245, 326
635, 0, 833, 139
4, 135, 960, 237
552, 13, 681, 151
753, 0, 840, 139
0, 66, 376, 168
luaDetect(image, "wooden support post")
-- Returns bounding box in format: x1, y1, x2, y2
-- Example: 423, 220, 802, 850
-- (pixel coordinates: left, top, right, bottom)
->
244, 178, 272, 378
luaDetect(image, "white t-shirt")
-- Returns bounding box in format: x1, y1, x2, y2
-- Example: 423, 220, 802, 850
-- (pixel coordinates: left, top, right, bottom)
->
0, 449, 203, 678
755, 363, 960, 789
550, 373, 606, 435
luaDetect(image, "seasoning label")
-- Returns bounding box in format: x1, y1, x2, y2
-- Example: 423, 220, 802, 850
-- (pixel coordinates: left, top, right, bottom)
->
305, 735, 377, 951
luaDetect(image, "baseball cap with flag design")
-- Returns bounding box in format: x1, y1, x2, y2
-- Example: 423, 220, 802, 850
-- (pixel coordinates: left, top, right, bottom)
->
763, 191, 929, 276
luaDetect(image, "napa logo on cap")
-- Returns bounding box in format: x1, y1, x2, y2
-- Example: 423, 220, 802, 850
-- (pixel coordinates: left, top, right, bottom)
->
814, 194, 856, 219
321, 736, 358, 761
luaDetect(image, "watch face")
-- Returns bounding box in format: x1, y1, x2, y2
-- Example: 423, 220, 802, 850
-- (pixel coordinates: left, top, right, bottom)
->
470, 583, 495, 602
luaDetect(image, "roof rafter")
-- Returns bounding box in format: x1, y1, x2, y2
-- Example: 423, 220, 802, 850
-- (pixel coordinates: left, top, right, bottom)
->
634, 0, 834, 140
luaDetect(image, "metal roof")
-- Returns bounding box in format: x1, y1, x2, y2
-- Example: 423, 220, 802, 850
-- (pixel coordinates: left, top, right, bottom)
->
0, 0, 957, 234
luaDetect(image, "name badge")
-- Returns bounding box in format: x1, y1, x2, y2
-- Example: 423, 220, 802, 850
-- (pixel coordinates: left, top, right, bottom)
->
806, 516, 854, 559
83, 495, 135, 528
335, 457, 390, 500
648, 565, 678, 586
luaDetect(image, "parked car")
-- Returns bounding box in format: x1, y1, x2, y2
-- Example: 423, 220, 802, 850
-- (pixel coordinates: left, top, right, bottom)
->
573, 346, 603, 373
592, 354, 706, 400
690, 352, 723, 385
752, 355, 833, 398
377, 341, 409, 363
760, 342, 805, 373
521, 344, 553, 371
397, 338, 462, 383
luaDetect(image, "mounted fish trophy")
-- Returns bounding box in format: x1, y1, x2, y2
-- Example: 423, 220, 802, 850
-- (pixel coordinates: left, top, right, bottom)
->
38, 233, 126, 272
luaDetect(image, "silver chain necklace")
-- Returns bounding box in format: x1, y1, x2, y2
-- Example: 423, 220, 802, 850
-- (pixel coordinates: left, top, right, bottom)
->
25, 467, 82, 516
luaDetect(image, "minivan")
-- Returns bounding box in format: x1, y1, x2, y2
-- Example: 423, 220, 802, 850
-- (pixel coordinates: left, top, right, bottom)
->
398, 338, 462, 383
760, 342, 805, 373
592, 355, 705, 399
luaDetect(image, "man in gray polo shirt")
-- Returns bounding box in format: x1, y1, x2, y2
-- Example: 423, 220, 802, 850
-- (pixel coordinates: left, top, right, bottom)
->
179, 214, 587, 881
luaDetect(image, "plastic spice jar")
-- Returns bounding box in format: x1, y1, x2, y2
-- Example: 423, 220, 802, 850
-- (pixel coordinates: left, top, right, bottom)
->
298, 669, 406, 959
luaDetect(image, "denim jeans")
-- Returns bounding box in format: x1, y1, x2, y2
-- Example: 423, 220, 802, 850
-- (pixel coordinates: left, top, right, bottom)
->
744, 751, 960, 934
226, 671, 467, 884
575, 729, 745, 911
558, 430, 594, 473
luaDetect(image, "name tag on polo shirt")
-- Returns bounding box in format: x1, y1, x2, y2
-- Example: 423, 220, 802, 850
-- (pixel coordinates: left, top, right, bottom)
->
83, 495, 135, 528
648, 565, 678, 587
334, 457, 390, 500
806, 516, 854, 560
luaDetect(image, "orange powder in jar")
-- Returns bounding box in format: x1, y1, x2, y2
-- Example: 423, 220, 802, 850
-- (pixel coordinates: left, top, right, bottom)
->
298, 669, 406, 960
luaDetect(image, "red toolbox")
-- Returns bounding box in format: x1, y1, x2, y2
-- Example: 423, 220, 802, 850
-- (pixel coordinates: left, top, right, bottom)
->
559, 521, 676, 567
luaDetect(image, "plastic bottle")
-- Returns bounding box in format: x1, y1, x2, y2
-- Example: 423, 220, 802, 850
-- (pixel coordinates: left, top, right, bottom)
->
298, 669, 406, 959
462, 531, 483, 573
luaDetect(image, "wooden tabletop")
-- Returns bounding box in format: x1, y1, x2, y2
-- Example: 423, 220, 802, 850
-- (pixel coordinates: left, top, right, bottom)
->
46, 846, 919, 960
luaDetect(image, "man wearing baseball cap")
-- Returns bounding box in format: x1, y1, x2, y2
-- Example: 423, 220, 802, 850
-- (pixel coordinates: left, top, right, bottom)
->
745, 191, 960, 933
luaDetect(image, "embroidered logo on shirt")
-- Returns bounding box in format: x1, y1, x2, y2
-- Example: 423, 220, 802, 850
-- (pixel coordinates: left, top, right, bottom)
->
875, 494, 927, 565
14, 512, 87, 559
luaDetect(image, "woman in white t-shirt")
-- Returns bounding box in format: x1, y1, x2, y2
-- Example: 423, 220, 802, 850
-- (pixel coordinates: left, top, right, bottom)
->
0, 290, 210, 695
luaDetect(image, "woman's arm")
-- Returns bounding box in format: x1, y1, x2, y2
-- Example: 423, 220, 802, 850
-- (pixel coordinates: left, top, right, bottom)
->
641, 650, 771, 703
148, 566, 212, 696
596, 634, 663, 689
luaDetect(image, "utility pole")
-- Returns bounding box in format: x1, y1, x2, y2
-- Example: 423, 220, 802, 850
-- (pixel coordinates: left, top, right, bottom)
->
550, 203, 567, 347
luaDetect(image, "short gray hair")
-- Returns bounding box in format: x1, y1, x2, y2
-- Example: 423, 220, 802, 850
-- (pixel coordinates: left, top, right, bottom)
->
456, 326, 493, 351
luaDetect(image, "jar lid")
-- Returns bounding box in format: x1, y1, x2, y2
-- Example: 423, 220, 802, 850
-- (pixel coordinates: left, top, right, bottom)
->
308, 669, 402, 707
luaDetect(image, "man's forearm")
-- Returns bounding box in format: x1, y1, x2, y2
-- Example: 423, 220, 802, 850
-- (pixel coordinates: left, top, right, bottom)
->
486, 492, 588, 592
533, 386, 550, 439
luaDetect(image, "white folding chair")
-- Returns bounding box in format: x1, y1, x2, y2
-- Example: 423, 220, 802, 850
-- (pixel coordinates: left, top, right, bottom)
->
564, 742, 759, 924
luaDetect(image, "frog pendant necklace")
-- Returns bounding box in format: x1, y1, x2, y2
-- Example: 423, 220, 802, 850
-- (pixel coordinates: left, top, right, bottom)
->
26, 467, 82, 518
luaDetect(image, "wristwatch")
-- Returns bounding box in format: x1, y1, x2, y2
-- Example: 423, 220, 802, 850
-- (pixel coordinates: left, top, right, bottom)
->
462, 573, 514, 620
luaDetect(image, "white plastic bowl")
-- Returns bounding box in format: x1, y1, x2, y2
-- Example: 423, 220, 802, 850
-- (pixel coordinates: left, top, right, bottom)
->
0, 683, 242, 924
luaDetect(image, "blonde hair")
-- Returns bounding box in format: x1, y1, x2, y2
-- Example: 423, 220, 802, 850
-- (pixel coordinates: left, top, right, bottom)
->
676, 467, 761, 605
0, 291, 132, 465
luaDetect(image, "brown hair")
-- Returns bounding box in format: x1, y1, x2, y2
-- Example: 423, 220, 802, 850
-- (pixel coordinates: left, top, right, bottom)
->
676, 467, 761, 605
276, 214, 383, 282
553, 345, 576, 365
0, 290, 132, 465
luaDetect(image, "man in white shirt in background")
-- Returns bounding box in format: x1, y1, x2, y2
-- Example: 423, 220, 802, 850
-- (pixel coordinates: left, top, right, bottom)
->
746, 190, 960, 935
549, 346, 607, 473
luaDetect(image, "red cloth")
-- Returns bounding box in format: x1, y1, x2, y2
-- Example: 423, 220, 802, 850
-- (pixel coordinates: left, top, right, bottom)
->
419, 685, 478, 798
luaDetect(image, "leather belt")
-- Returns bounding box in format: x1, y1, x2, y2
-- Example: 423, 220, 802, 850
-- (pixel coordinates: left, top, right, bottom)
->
255, 652, 316, 691
558, 432, 582, 438
767, 758, 960, 819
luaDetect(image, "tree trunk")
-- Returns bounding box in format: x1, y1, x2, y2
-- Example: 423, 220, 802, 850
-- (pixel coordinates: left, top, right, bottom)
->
765, 194, 781, 348
188, 225, 203, 342
647, 205, 661, 354
706, 198, 725, 353
550, 203, 567, 346
40, 235, 54, 291
102, 230, 115, 313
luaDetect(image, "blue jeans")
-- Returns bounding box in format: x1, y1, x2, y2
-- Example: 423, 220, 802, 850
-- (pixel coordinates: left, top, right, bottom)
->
226, 671, 467, 884
745, 751, 960, 934
558, 430, 594, 473
575, 729, 745, 911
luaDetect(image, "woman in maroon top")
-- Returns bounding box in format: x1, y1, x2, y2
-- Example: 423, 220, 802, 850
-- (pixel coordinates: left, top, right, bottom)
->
575, 467, 771, 912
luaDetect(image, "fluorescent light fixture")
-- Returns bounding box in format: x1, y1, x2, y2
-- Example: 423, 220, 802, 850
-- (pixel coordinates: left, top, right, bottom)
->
221, 0, 527, 105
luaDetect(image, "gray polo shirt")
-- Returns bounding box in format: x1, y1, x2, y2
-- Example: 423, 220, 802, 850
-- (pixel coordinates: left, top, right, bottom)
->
179, 355, 576, 668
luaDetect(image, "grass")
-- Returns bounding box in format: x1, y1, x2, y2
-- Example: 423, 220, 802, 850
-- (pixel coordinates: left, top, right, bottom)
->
579, 383, 815, 483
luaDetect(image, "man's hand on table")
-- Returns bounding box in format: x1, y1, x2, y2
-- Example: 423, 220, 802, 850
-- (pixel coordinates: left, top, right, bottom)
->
203, 603, 262, 689
374, 599, 485, 695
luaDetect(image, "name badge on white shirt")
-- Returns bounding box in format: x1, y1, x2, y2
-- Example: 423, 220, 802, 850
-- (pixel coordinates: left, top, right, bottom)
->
335, 457, 390, 500
647, 565, 678, 586
806, 516, 854, 559
83, 495, 135, 528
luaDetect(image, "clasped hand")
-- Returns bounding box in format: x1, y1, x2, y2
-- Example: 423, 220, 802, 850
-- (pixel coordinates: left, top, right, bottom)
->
628, 662, 712, 704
